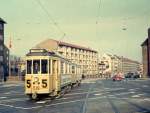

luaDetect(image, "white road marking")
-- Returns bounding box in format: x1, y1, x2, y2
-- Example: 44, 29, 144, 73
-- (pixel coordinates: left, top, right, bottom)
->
130, 91, 135, 94
66, 88, 124, 96
0, 98, 28, 102
0, 97, 7, 99
56, 97, 69, 100
132, 95, 140, 98
0, 103, 42, 110
3, 92, 11, 94
82, 84, 93, 113
94, 93, 103, 96
0, 84, 20, 88
143, 98, 150, 101
1, 95, 148, 110
142, 85, 148, 88
65, 91, 89, 96
114, 91, 135, 96
105, 88, 125, 92
46, 96, 107, 107
131, 93, 145, 98
36, 101, 46, 104
129, 89, 136, 91
108, 95, 115, 97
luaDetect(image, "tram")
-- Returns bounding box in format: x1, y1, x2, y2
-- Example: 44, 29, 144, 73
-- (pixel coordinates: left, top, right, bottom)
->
25, 49, 82, 100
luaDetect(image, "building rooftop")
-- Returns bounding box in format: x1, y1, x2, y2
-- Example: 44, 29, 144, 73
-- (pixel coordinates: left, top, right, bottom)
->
57, 40, 97, 53
0, 18, 6, 24
35, 39, 98, 53
141, 38, 148, 46
103, 53, 141, 64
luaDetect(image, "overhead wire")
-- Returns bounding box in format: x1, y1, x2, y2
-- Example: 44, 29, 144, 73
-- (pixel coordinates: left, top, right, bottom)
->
96, 0, 102, 39
35, 0, 67, 41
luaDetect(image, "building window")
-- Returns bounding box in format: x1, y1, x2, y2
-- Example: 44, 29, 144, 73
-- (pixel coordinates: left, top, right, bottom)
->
0, 56, 3, 62
72, 65, 75, 74
0, 35, 3, 41
0, 24, 3, 30
0, 45, 3, 51
61, 61, 64, 74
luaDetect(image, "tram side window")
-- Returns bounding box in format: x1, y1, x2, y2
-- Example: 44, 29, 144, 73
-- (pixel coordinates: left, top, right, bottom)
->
72, 66, 75, 74
41, 60, 48, 74
49, 60, 51, 74
65, 63, 67, 74
33, 60, 40, 74
61, 62, 64, 74
27, 60, 32, 74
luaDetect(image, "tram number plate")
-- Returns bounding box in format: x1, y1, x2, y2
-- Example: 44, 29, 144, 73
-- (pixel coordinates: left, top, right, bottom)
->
33, 86, 40, 90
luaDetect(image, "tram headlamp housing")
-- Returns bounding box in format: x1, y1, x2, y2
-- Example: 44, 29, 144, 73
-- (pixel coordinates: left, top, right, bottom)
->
34, 77, 39, 83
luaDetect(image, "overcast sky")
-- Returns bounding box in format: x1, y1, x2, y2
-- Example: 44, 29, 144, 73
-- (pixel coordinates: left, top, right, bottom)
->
0, 0, 150, 62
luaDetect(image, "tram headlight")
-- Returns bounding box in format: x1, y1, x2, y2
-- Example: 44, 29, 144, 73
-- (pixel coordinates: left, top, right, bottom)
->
34, 77, 39, 84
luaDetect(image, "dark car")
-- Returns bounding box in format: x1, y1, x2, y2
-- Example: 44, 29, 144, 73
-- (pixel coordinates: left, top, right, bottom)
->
125, 73, 134, 78
133, 74, 140, 79
125, 73, 140, 79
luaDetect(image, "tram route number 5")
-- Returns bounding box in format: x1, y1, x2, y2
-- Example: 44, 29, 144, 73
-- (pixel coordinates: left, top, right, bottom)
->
42, 79, 47, 88
27, 80, 31, 88
26, 79, 47, 88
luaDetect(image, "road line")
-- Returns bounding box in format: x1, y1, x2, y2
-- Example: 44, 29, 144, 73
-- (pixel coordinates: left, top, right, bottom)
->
94, 93, 103, 96
131, 93, 145, 98
82, 83, 93, 113
0, 97, 7, 99
0, 98, 28, 102
45, 99, 84, 107
0, 96, 118, 110
66, 88, 124, 96
142, 85, 148, 88
36, 101, 47, 104
0, 103, 42, 110
143, 98, 150, 101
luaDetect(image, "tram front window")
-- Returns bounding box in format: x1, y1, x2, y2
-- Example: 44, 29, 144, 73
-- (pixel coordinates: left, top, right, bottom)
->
41, 60, 48, 74
27, 60, 32, 74
33, 60, 40, 74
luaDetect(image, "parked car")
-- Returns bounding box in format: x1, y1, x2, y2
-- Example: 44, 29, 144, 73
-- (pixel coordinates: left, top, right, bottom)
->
112, 75, 123, 81
133, 74, 140, 79
125, 73, 140, 79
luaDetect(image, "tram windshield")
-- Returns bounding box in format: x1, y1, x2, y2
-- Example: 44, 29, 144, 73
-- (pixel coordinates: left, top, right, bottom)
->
27, 60, 32, 74
33, 60, 40, 74
26, 59, 48, 74
41, 60, 48, 74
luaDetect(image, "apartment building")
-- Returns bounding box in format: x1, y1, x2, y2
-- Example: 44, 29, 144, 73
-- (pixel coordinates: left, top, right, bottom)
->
141, 28, 150, 78
34, 39, 98, 76
0, 18, 6, 81
122, 57, 141, 75
99, 54, 122, 77
99, 53, 141, 77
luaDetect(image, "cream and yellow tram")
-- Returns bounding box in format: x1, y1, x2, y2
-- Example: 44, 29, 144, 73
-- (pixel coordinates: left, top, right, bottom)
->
25, 49, 82, 100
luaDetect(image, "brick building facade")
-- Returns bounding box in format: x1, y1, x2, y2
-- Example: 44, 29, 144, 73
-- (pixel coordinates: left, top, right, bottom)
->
141, 28, 150, 78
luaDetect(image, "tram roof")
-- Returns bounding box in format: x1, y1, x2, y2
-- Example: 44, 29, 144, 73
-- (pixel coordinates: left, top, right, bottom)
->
26, 49, 73, 63
26, 49, 61, 57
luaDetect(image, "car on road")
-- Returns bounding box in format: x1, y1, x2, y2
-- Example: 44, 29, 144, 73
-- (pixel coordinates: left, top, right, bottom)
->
125, 72, 140, 79
112, 74, 123, 81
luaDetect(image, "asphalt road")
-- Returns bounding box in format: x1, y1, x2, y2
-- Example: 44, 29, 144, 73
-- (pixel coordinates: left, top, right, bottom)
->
0, 79, 150, 113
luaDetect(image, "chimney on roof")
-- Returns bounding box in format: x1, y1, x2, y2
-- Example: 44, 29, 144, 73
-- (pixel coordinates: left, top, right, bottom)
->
148, 28, 150, 38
